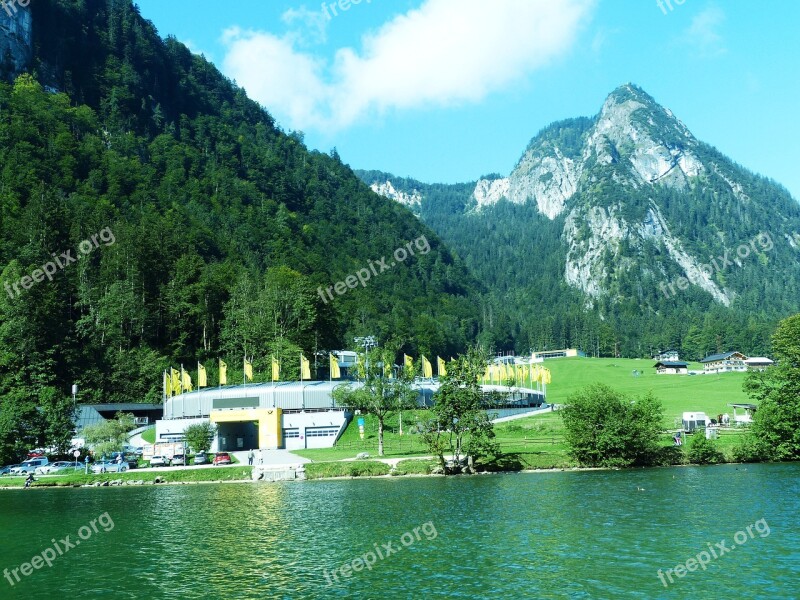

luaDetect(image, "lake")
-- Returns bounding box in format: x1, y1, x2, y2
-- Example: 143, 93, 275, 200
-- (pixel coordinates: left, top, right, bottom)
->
1, 463, 798, 599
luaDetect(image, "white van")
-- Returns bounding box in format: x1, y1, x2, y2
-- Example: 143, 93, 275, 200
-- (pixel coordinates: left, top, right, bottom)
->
11, 457, 49, 474
682, 412, 708, 433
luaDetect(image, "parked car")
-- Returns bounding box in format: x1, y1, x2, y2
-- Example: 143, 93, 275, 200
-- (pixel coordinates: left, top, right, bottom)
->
111, 452, 138, 469
36, 461, 79, 475
133, 447, 144, 456
149, 455, 168, 467
91, 461, 128, 474
26, 450, 46, 459
0, 464, 21, 475
170, 454, 186, 466
11, 458, 49, 474
193, 452, 209, 465
213, 452, 232, 466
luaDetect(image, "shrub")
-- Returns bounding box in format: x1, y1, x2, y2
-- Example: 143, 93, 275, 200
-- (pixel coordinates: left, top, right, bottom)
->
687, 433, 725, 465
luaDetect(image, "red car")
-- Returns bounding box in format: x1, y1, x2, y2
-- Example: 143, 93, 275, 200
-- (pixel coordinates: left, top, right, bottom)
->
27, 450, 45, 459
213, 452, 232, 466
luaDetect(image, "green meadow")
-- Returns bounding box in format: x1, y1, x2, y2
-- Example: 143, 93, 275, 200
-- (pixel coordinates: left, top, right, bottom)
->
543, 357, 750, 425
294, 357, 754, 470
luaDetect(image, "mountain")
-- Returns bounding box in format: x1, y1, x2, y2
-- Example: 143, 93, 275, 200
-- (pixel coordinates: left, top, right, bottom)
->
0, 0, 480, 426
358, 84, 800, 358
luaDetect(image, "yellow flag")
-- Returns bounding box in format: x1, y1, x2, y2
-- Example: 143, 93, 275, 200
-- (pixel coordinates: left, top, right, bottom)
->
164, 371, 170, 398
301, 355, 311, 380
244, 358, 253, 381
483, 365, 490, 383
543, 368, 552, 385
422, 355, 433, 378
404, 354, 413, 376
181, 368, 193, 392
198, 363, 207, 388
219, 359, 227, 385
329, 353, 341, 379
272, 356, 281, 381
437, 356, 446, 377
171, 368, 181, 395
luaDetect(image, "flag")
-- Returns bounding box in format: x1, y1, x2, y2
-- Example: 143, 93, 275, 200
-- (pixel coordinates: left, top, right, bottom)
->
163, 371, 170, 398
404, 354, 413, 376
244, 358, 253, 381
301, 355, 311, 380
543, 368, 552, 385
329, 353, 340, 379
219, 359, 227, 385
181, 367, 193, 392
422, 355, 433, 378
170, 368, 181, 395
437, 356, 446, 377
483, 365, 490, 384
198, 362, 207, 388
272, 356, 281, 381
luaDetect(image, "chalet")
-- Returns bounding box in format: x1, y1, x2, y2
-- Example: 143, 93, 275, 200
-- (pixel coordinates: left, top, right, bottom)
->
744, 357, 774, 371
653, 349, 680, 362
654, 361, 688, 375
701, 351, 747, 374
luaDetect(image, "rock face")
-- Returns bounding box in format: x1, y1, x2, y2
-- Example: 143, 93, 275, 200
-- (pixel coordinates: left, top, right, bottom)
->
0, 1, 33, 79
366, 84, 800, 308
369, 180, 421, 209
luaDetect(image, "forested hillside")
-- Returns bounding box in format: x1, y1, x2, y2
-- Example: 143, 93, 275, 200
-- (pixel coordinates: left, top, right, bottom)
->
0, 0, 480, 456
359, 86, 800, 359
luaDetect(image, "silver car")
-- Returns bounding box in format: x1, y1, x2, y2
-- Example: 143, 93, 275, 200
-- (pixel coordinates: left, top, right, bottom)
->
36, 461, 80, 475
90, 461, 128, 474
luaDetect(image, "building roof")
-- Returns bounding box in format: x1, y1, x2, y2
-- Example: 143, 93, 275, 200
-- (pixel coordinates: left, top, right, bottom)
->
654, 361, 688, 368
745, 357, 774, 364
701, 351, 746, 363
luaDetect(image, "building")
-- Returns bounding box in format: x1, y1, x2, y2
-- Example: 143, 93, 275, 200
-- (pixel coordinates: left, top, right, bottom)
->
156, 380, 547, 452
700, 351, 748, 374
74, 403, 164, 432
653, 349, 680, 362
744, 357, 774, 371
531, 349, 585, 360
654, 361, 688, 375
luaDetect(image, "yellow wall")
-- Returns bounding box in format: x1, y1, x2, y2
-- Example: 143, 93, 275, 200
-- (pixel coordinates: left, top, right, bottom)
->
210, 408, 283, 449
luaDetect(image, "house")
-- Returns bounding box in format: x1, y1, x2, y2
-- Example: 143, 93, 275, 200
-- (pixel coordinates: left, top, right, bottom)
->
744, 357, 774, 371
654, 361, 688, 375
653, 349, 680, 362
701, 351, 748, 374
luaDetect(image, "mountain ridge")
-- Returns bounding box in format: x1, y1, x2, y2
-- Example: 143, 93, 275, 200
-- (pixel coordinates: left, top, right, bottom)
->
358, 84, 800, 358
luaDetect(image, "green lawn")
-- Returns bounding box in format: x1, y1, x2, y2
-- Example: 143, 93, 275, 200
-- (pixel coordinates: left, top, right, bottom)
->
293, 357, 756, 470
0, 465, 253, 488
140, 426, 156, 444
544, 357, 751, 425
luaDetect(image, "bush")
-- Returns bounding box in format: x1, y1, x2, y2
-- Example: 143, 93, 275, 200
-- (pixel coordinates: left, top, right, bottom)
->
560, 384, 664, 467
687, 433, 725, 465
730, 434, 770, 463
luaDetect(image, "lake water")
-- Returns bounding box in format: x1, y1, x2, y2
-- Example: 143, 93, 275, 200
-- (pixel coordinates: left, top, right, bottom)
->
1, 463, 799, 599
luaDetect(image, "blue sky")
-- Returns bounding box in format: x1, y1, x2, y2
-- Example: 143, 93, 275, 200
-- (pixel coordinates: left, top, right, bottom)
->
135, 0, 800, 199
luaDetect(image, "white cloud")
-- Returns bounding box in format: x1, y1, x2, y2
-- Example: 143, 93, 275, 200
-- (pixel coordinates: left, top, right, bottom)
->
222, 0, 595, 132
682, 5, 727, 57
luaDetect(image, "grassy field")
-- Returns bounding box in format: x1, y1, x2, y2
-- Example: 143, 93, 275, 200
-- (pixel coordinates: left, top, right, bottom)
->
294, 357, 755, 471
544, 357, 750, 425
0, 466, 253, 488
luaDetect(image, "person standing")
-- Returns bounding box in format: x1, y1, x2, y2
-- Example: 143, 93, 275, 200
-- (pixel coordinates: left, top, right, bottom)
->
247, 449, 254, 466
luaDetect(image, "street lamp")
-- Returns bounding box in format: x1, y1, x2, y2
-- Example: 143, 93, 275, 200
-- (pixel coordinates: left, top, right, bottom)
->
354, 336, 377, 377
